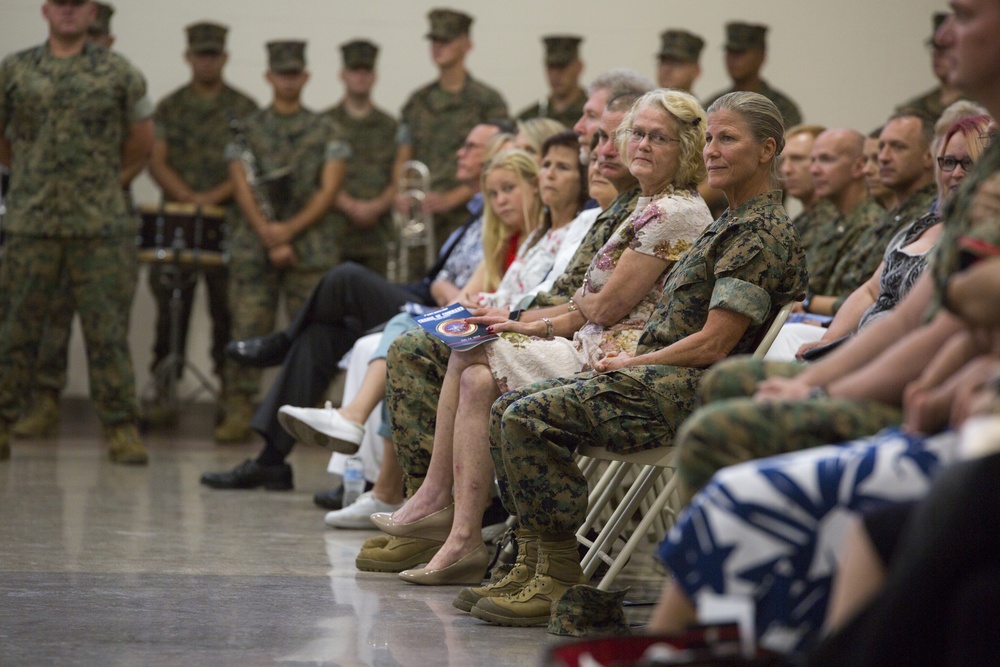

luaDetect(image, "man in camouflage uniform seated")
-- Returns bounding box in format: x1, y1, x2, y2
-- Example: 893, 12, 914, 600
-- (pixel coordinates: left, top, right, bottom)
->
799, 114, 937, 318
0, 0, 153, 464
216, 39, 348, 442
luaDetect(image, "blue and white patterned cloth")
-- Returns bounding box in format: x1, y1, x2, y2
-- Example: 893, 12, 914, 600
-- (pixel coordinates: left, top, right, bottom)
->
658, 427, 959, 655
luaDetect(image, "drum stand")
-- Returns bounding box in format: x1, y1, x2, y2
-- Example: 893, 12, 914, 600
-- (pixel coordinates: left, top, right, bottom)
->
139, 218, 222, 429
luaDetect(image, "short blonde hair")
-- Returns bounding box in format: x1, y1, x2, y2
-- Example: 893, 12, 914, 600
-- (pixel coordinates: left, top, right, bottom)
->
616, 88, 708, 188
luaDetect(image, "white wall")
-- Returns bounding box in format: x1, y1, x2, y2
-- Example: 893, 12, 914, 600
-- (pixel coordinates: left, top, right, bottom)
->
1, 0, 948, 399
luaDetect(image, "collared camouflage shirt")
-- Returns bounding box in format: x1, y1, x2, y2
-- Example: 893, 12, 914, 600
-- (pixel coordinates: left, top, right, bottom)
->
704, 79, 803, 128
809, 197, 885, 296
398, 73, 508, 192
896, 86, 970, 122
825, 183, 937, 310
636, 190, 808, 356
227, 106, 350, 269
0, 42, 151, 237
154, 82, 258, 192
516, 87, 586, 129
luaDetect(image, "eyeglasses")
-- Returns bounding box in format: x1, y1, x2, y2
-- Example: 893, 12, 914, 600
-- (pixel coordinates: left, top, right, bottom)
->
623, 128, 680, 148
937, 155, 974, 172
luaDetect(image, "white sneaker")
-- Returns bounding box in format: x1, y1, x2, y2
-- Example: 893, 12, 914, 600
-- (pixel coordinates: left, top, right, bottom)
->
325, 491, 404, 529
278, 401, 364, 454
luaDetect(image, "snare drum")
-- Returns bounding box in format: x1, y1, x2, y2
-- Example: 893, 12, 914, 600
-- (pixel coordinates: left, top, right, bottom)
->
137, 202, 227, 266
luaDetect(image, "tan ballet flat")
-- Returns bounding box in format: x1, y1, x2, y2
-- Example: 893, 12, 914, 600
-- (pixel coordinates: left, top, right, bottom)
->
398, 543, 490, 586
371, 504, 454, 541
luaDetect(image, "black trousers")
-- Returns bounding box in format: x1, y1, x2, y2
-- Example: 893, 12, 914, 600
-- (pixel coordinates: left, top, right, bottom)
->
250, 262, 428, 457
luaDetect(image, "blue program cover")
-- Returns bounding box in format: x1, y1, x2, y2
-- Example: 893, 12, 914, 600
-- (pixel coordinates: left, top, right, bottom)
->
412, 304, 498, 351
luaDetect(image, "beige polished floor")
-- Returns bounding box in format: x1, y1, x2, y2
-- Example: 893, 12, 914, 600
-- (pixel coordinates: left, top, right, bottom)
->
0, 399, 666, 666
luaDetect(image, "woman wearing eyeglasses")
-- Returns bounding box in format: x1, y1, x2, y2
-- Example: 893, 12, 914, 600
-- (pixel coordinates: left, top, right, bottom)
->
374, 89, 713, 586
796, 111, 992, 361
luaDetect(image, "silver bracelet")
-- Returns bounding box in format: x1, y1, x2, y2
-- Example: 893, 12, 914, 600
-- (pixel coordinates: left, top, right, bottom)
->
541, 317, 554, 340
806, 385, 828, 399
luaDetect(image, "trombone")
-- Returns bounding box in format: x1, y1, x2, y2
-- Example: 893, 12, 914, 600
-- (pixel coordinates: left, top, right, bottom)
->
388, 160, 435, 283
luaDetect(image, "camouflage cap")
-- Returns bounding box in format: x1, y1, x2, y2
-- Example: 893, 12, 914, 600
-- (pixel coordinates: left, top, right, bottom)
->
547, 585, 631, 637
186, 22, 228, 54
341, 39, 378, 69
657, 29, 705, 63
425, 8, 473, 41
88, 2, 114, 36
543, 35, 582, 67
267, 40, 307, 73
725, 22, 768, 52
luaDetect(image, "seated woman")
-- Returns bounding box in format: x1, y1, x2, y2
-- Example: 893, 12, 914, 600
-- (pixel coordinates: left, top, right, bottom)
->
513, 117, 569, 164
465, 91, 808, 627
789, 112, 991, 361
286, 134, 593, 525
375, 89, 714, 587
648, 137, 1000, 656
298, 136, 612, 524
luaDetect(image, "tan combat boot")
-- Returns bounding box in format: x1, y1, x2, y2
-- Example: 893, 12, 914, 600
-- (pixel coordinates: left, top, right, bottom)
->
105, 423, 149, 465
453, 529, 539, 613
12, 390, 59, 438
213, 392, 253, 443
470, 536, 582, 627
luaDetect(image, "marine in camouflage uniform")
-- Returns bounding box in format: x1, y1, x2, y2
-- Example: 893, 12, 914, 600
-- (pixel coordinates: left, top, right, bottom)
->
895, 12, 969, 123
469, 190, 805, 625
13, 2, 139, 438
398, 8, 508, 261
219, 40, 348, 441
814, 183, 936, 314
516, 36, 586, 130
0, 12, 153, 465
325, 40, 399, 276
674, 140, 1000, 498
703, 23, 802, 129
385, 185, 643, 493
804, 196, 886, 299
146, 22, 257, 400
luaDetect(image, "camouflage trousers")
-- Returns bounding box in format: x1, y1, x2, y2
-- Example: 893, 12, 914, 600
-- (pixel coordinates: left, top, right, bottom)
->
385, 326, 452, 495
0, 234, 139, 427
489, 365, 707, 538
224, 255, 327, 397
27, 264, 75, 394
675, 355, 903, 500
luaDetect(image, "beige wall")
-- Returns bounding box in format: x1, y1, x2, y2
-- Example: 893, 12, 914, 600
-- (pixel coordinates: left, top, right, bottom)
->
1, 0, 948, 399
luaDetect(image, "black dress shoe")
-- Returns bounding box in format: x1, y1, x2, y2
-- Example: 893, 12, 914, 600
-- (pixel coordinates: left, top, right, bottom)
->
313, 480, 374, 510
225, 333, 292, 368
200, 459, 293, 490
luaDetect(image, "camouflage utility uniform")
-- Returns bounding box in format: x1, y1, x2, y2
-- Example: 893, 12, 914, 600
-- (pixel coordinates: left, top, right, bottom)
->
385, 185, 642, 493
674, 152, 999, 495
325, 101, 398, 275
488, 190, 807, 536
225, 106, 349, 399
804, 197, 886, 298
821, 184, 936, 313
399, 75, 507, 250
149, 82, 257, 376
516, 87, 586, 130
0, 42, 151, 430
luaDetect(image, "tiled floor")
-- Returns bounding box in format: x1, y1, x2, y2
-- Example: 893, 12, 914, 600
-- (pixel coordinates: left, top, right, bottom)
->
0, 399, 667, 666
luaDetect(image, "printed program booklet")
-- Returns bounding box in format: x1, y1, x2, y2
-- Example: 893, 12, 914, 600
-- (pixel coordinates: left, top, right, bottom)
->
412, 304, 498, 351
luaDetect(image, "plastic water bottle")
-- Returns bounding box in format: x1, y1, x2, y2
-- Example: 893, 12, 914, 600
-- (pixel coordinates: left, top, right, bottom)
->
342, 455, 366, 508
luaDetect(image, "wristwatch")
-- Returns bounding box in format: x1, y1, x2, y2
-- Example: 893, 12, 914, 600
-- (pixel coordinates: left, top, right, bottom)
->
801, 292, 814, 313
